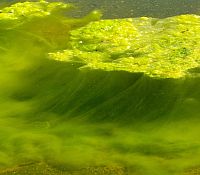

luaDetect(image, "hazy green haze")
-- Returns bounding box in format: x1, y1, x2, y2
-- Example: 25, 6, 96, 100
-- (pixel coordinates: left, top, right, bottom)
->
0, 1, 200, 175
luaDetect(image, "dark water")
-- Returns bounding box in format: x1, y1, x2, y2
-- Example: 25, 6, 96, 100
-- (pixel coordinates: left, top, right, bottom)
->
63, 0, 200, 18
2, 0, 200, 18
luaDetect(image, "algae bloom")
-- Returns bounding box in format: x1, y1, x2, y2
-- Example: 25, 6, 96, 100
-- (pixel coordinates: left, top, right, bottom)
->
0, 1, 200, 175
50, 15, 200, 78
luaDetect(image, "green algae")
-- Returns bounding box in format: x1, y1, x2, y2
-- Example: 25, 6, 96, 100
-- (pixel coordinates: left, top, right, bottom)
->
0, 162, 127, 175
0, 1, 73, 31
0, 0, 102, 50
0, 1, 200, 175
50, 15, 200, 78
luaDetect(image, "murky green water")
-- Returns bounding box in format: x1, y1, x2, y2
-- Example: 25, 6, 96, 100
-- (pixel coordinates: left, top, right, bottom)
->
0, 1, 200, 175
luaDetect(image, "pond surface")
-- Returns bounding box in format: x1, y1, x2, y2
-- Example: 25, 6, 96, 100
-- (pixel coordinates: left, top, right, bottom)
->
63, 0, 200, 18
2, 0, 200, 18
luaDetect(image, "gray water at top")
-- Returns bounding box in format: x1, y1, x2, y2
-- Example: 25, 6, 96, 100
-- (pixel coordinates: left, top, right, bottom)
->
64, 0, 200, 18
2, 0, 200, 18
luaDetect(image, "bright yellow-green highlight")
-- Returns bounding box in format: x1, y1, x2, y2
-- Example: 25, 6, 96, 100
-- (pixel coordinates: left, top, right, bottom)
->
50, 15, 200, 78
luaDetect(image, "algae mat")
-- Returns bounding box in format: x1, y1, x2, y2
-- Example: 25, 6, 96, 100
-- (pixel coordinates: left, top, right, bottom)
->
0, 162, 127, 175
0, 1, 200, 175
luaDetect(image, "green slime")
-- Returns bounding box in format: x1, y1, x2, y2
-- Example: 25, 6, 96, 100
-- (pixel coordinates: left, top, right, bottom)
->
0, 1, 200, 175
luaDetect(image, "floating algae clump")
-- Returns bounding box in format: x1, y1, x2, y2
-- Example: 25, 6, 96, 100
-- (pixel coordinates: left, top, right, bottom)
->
0, 0, 102, 51
50, 15, 200, 78
0, 0, 74, 33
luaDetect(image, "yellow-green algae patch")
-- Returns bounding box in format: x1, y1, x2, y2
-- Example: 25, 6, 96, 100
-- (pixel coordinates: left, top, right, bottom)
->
0, 1, 102, 50
0, 1, 73, 28
50, 15, 200, 78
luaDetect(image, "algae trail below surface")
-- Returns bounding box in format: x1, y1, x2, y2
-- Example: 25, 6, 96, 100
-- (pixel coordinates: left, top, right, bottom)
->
0, 1, 200, 175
